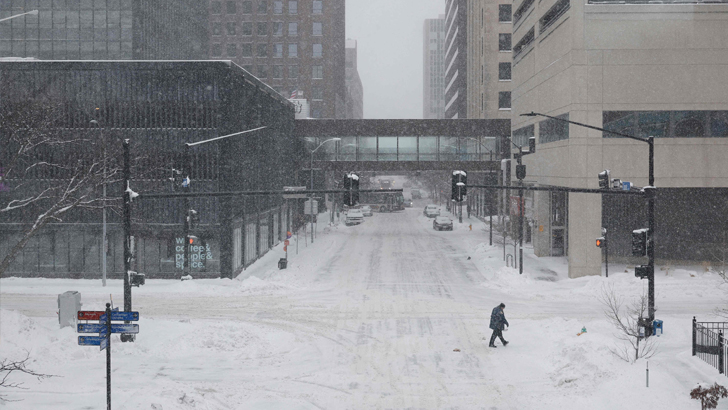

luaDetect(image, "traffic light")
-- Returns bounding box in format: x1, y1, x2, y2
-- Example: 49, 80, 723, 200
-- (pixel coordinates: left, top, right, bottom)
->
632, 229, 648, 257
635, 265, 652, 279
343, 173, 359, 206
596, 237, 606, 248
598, 170, 611, 189
516, 164, 526, 180
187, 209, 199, 229
452, 171, 467, 202
528, 137, 536, 154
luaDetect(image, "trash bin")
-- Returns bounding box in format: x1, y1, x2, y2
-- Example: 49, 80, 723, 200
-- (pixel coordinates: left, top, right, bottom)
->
58, 291, 82, 329
278, 258, 288, 270
653, 319, 663, 336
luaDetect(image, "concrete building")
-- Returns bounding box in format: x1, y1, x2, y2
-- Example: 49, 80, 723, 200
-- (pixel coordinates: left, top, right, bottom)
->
466, 0, 513, 120
423, 15, 446, 119
208, 0, 346, 119
0, 0, 208, 60
445, 0, 468, 119
345, 39, 363, 119
511, 0, 728, 278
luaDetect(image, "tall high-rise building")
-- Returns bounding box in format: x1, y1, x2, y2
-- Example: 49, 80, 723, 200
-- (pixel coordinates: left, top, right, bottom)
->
345, 39, 363, 119
466, 0, 512, 120
444, 0, 467, 119
208, 0, 346, 119
0, 0, 208, 60
423, 15, 445, 119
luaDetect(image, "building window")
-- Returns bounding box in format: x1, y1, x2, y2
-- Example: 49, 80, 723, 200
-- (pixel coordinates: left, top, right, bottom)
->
312, 43, 322, 58
499, 4, 512, 22
211, 1, 222, 14
288, 43, 298, 58
258, 65, 268, 78
273, 1, 283, 14
273, 22, 283, 36
211, 43, 222, 57
603, 111, 728, 139
242, 1, 253, 14
242, 22, 253, 36
540, 0, 570, 33
312, 87, 323, 100
289, 1, 298, 14
273, 43, 283, 58
312, 22, 322, 36
258, 0, 268, 13
257, 43, 268, 57
272, 65, 283, 78
226, 22, 237, 36
288, 22, 297, 36
513, 27, 534, 59
499, 33, 511, 51
313, 65, 323, 79
226, 43, 237, 57
498, 92, 511, 110
226, 1, 237, 14
212, 23, 222, 36
289, 65, 299, 79
241, 43, 253, 57
257, 22, 268, 36
313, 0, 323, 14
499, 62, 511, 81
513, 124, 534, 146
243, 64, 254, 73
514, 0, 535, 25
539, 114, 569, 143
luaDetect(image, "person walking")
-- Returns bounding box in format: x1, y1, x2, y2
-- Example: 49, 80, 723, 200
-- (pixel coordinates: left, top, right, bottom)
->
489, 303, 509, 348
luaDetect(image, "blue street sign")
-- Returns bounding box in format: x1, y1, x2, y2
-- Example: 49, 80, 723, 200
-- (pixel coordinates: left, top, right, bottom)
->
622, 181, 632, 191
99, 311, 139, 322
78, 323, 140, 334
78, 336, 105, 346
100, 335, 108, 351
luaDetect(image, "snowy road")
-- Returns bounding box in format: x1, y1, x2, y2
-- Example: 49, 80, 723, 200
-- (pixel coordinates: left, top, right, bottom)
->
2, 206, 728, 409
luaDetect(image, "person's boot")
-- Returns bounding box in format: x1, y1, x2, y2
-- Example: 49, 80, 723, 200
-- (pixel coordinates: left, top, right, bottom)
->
503, 341, 509, 346
489, 344, 497, 348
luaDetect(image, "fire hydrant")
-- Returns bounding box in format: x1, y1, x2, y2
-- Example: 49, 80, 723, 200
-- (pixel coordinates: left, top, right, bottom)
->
469, 224, 472, 231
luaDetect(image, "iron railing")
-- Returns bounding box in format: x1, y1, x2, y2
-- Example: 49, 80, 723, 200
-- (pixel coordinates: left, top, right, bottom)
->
693, 317, 728, 375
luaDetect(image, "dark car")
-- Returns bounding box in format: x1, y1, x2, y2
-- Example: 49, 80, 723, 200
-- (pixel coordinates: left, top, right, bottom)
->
404, 198, 413, 207
433, 216, 453, 231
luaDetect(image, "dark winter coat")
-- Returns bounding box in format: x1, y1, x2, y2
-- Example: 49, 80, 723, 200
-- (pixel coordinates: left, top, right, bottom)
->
489, 306, 509, 330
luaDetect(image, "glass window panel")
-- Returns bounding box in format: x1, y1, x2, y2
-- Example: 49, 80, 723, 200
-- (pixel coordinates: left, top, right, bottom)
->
289, 0, 297, 14
273, 0, 283, 14
288, 22, 297, 36
272, 21, 283, 36
257, 43, 267, 57
212, 23, 222, 36
710, 111, 728, 137
499, 4, 512, 22
499, 33, 511, 51
226, 43, 237, 57
258, 0, 268, 13
312, 43, 322, 58
498, 91, 511, 109
358, 137, 376, 161
398, 137, 417, 161
340, 136, 356, 161
242, 1, 252, 14
288, 43, 297, 58
288, 64, 298, 79
242, 22, 253, 35
638, 111, 669, 139
257, 64, 268, 77
273, 43, 282, 57
211, 43, 222, 57
499, 62, 511, 81
257, 22, 267, 36
378, 137, 397, 161
603, 111, 636, 138
226, 22, 236, 35
312, 22, 322, 36
241, 42, 252, 57
312, 65, 322, 78
226, 1, 236, 14
313, 0, 322, 14
673, 111, 706, 138
439, 136, 458, 161
419, 136, 437, 161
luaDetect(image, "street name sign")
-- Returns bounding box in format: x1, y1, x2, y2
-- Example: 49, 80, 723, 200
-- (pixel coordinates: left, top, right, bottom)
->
283, 186, 307, 199
99, 311, 139, 322
78, 323, 140, 334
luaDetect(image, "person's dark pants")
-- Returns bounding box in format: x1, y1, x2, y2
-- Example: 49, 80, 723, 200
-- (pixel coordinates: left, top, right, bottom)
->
489, 328, 507, 346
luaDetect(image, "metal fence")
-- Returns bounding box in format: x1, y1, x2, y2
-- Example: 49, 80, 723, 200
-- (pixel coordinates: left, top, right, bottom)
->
693, 317, 728, 375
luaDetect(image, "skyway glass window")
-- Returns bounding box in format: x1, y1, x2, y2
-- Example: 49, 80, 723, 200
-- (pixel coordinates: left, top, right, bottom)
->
499, 33, 511, 51
539, 114, 569, 143
499, 4, 512, 22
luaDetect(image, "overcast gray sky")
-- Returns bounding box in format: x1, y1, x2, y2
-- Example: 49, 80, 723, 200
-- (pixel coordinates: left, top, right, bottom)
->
346, 0, 445, 119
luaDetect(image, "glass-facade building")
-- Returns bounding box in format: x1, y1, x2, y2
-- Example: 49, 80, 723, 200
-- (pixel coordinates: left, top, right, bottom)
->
0, 0, 208, 60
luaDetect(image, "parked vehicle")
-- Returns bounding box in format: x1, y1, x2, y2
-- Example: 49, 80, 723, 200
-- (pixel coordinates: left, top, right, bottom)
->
433, 216, 453, 231
404, 198, 413, 208
361, 205, 373, 217
423, 205, 440, 218
411, 189, 422, 199
359, 191, 405, 213
345, 209, 365, 226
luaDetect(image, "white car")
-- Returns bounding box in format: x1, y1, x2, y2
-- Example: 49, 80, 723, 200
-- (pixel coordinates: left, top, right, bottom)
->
361, 205, 373, 217
345, 209, 365, 226
423, 205, 440, 218
433, 216, 453, 231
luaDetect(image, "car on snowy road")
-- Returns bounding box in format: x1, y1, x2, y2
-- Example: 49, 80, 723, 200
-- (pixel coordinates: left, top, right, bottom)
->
423, 205, 440, 218
345, 209, 365, 226
433, 216, 453, 231
361, 205, 373, 217
404, 198, 413, 208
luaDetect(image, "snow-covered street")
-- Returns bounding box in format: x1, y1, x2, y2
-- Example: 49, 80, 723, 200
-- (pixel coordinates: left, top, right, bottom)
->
2, 205, 728, 409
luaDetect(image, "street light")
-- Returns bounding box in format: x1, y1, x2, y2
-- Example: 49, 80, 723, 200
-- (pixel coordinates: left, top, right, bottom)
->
0, 9, 38, 23
309, 138, 340, 243
521, 111, 656, 333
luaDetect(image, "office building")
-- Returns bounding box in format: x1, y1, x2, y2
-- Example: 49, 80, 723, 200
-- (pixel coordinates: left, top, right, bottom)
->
444, 0, 468, 119
423, 15, 445, 119
208, 0, 346, 119
511, 0, 728, 277
0, 0, 208, 60
466, 0, 512, 120
345, 38, 363, 119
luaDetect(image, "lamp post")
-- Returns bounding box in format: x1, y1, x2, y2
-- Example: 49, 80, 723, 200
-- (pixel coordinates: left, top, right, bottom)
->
90, 117, 106, 287
0, 9, 38, 23
521, 111, 655, 332
466, 137, 497, 246
309, 138, 340, 243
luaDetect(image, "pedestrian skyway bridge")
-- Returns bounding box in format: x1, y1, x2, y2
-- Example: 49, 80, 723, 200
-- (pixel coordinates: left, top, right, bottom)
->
294, 119, 510, 172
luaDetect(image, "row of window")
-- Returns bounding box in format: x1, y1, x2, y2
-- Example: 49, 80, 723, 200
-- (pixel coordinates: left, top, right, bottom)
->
211, 42, 323, 58
212, 21, 323, 37
512, 114, 569, 145
604, 111, 728, 139
240, 64, 325, 80
211, 0, 323, 15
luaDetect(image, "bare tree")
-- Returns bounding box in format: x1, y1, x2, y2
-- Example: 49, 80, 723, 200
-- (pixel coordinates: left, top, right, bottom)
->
0, 353, 56, 402
599, 284, 658, 363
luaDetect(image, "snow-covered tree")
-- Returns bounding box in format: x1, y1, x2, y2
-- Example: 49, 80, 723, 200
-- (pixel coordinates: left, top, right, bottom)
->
599, 284, 658, 363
